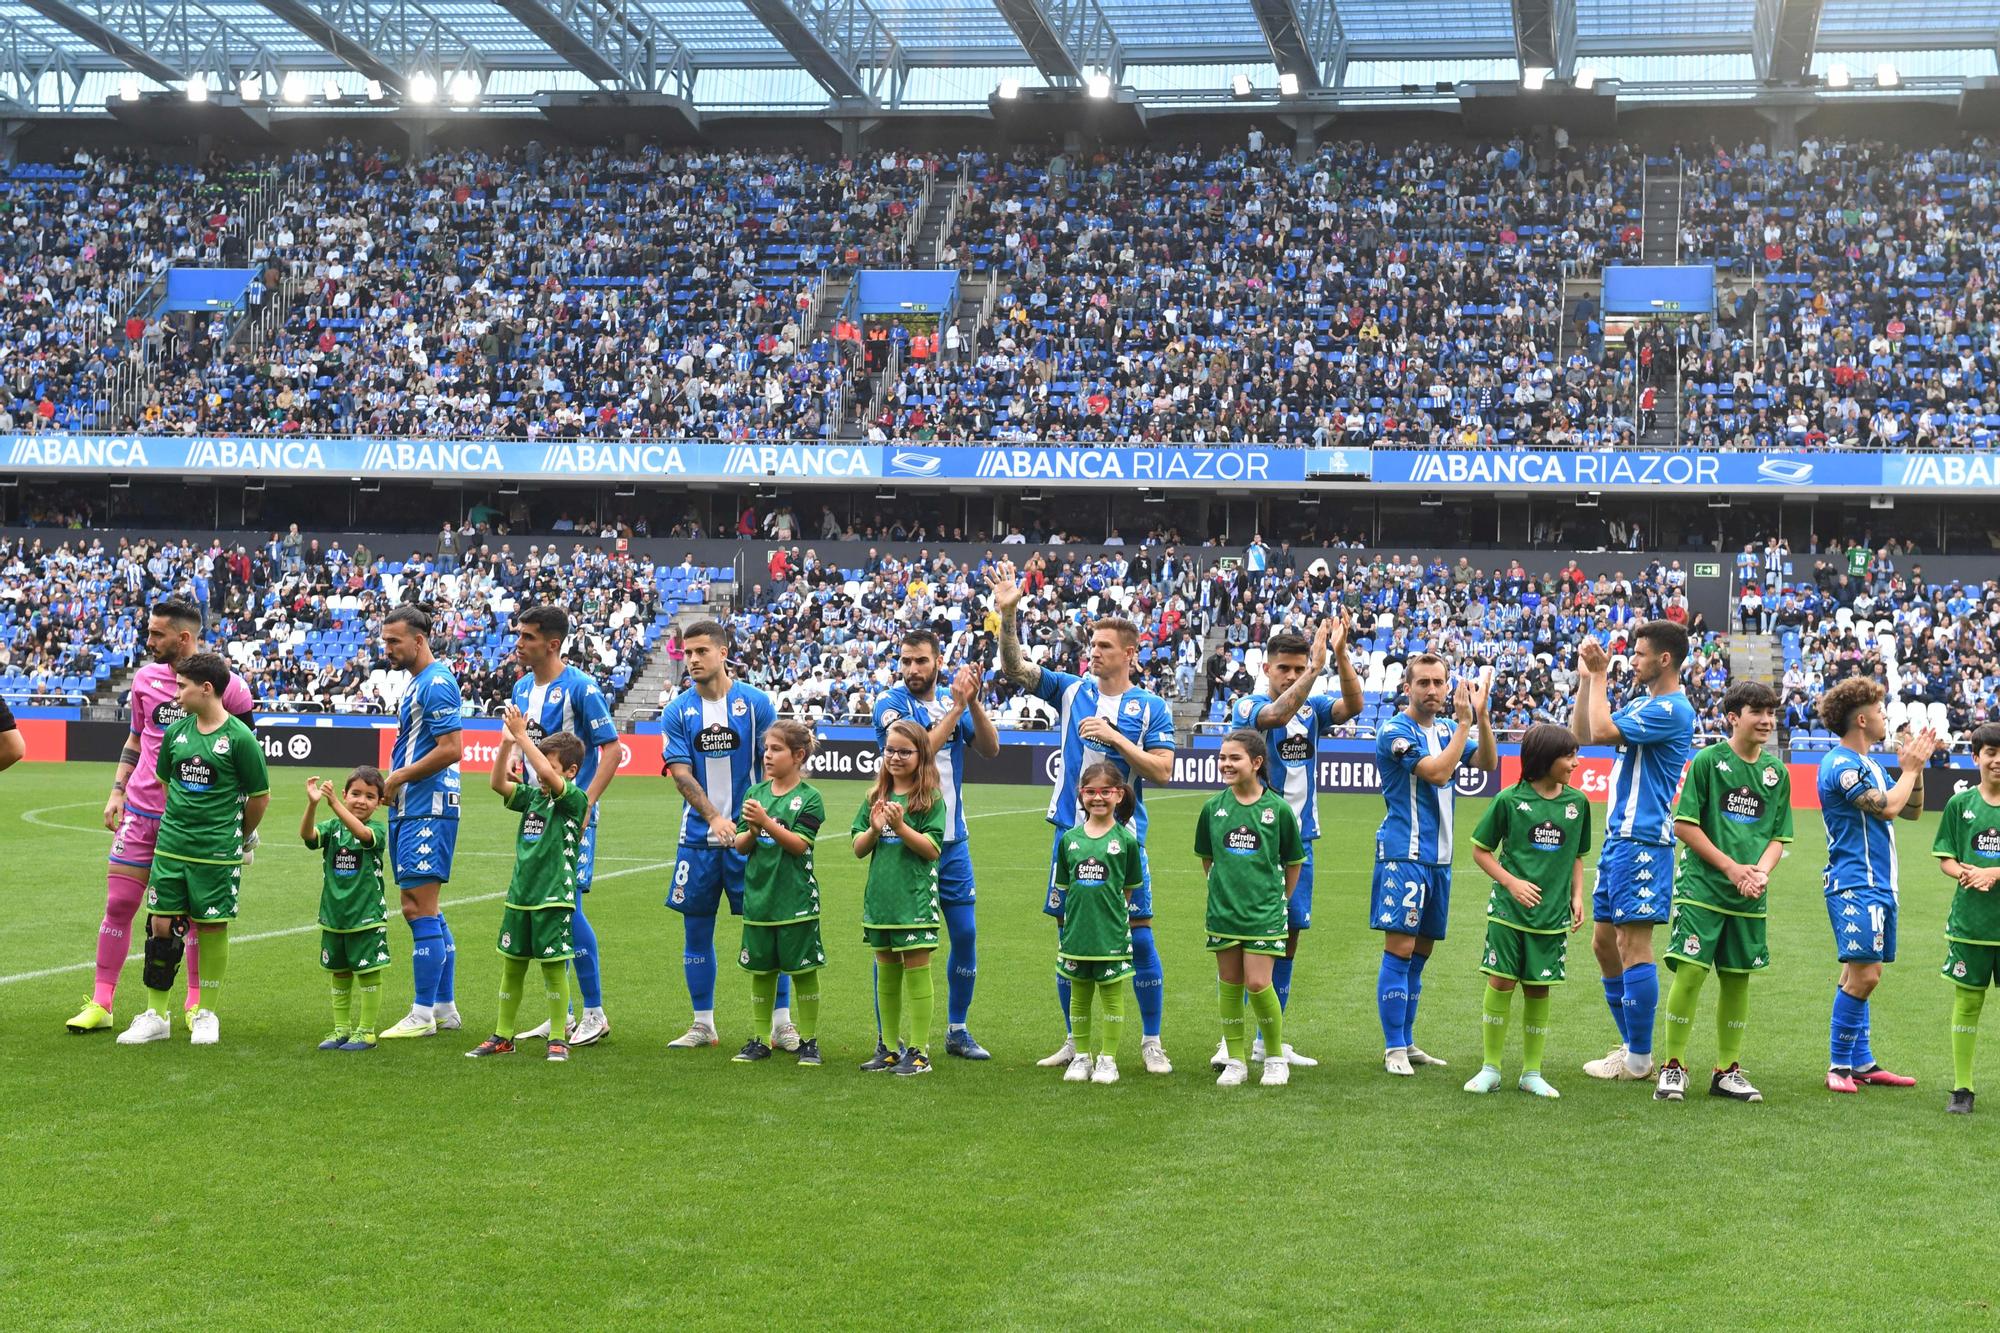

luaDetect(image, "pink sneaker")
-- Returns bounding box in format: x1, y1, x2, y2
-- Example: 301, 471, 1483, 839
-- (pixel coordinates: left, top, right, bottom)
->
1856, 1065, 1917, 1087
1826, 1068, 1860, 1094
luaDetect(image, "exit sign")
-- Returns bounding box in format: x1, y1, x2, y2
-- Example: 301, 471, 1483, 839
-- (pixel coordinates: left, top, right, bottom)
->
1693, 562, 1721, 578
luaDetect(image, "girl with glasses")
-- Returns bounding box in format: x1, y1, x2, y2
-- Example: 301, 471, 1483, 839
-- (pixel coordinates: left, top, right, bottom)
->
1052, 761, 1143, 1085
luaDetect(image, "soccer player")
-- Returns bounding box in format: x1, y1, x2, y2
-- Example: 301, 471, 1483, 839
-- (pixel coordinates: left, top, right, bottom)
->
1935, 722, 2000, 1114
507, 605, 621, 1047
69, 597, 254, 1034
1817, 677, 1938, 1093
378, 606, 466, 1040
852, 719, 947, 1076
1655, 682, 1793, 1104
1465, 723, 1590, 1099
1224, 615, 1362, 1068
114, 653, 269, 1046
872, 631, 1001, 1059
661, 619, 790, 1051
1373, 655, 1498, 1076
467, 708, 588, 1062
1197, 730, 1304, 1088
1572, 621, 1697, 1082
731, 720, 828, 1067
991, 559, 1177, 1075
1054, 762, 1144, 1086
301, 767, 392, 1052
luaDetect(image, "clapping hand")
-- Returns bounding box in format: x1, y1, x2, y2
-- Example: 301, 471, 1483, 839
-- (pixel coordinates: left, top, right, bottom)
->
1578, 638, 1610, 675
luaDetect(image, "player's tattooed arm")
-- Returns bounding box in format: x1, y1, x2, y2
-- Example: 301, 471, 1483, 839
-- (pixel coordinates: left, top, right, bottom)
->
988, 559, 1041, 692
1853, 788, 1890, 819
668, 762, 726, 826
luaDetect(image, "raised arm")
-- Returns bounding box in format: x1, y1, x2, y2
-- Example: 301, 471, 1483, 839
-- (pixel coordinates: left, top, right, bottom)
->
1856, 729, 1937, 821
988, 559, 1042, 693
1254, 620, 1332, 730
505, 706, 567, 794
299, 776, 326, 845
1411, 683, 1476, 786
1330, 616, 1364, 723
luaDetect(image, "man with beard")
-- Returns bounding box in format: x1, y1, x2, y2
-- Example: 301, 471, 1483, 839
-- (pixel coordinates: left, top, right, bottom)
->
871, 630, 1001, 1061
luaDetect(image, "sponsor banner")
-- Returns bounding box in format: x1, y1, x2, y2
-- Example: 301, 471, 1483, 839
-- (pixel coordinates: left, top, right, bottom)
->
2, 435, 881, 483
1368, 450, 1878, 490
428, 726, 665, 777
886, 445, 1308, 486
60, 720, 380, 768
10, 434, 2000, 494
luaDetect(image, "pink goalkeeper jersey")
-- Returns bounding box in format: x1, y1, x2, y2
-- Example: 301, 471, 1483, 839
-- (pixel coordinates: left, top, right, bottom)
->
123, 660, 256, 817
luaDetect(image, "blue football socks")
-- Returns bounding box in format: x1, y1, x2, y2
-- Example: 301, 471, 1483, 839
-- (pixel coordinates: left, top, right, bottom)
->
683, 913, 717, 1011
943, 901, 978, 1027
1602, 974, 1629, 1044
1621, 962, 1659, 1057
408, 914, 444, 1008
1376, 951, 1411, 1050
571, 904, 601, 1009
1131, 925, 1164, 1038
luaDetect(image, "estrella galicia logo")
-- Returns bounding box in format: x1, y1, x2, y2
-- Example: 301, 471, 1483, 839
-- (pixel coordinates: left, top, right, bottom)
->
888, 449, 941, 478
1756, 458, 1813, 485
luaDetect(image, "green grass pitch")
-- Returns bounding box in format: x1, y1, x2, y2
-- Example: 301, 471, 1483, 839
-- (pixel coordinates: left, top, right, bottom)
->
2, 765, 1995, 1330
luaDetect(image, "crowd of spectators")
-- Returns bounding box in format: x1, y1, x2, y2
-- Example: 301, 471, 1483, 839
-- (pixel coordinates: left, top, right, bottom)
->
132, 143, 937, 441
0, 528, 669, 711
0, 150, 277, 432
866, 138, 1643, 446
1676, 136, 2000, 450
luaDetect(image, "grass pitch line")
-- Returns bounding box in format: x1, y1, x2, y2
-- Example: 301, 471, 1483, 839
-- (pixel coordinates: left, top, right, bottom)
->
0, 857, 677, 987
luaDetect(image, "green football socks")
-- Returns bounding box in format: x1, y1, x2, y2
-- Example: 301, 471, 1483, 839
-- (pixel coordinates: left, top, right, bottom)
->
1218, 980, 1247, 1062
1953, 985, 1985, 1092
749, 971, 779, 1041
790, 970, 820, 1041
1520, 992, 1551, 1074
497, 955, 529, 1039
541, 960, 570, 1037
1481, 984, 1512, 1067
905, 963, 934, 1053
1715, 971, 1751, 1070
1246, 984, 1282, 1056
329, 973, 354, 1035
876, 956, 904, 1050
196, 929, 227, 1013
1662, 963, 1706, 1065
1068, 976, 1097, 1056
1098, 978, 1127, 1059
354, 969, 382, 1037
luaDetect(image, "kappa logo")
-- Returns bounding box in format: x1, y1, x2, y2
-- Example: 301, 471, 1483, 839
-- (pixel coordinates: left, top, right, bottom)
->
1637, 852, 1654, 865
1380, 911, 1394, 924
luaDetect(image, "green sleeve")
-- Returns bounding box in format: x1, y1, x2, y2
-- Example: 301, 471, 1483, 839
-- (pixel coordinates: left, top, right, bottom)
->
1576, 790, 1593, 858
505, 783, 533, 814
155, 724, 173, 788
366, 817, 387, 849
1279, 800, 1304, 865
912, 797, 947, 840
557, 782, 588, 819
312, 816, 339, 848
1123, 836, 1144, 890
1470, 793, 1507, 851
236, 722, 270, 795
850, 794, 874, 836
1672, 751, 1707, 823
1933, 796, 1961, 859
1193, 800, 1213, 859
796, 788, 825, 843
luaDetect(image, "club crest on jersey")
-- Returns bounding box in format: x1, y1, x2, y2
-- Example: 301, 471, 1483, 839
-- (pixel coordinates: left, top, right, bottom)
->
731, 698, 748, 716
1107, 839, 1121, 854
1260, 808, 1275, 824
1564, 803, 1578, 820
213, 737, 230, 755
1124, 700, 1140, 716
549, 687, 564, 706
1762, 766, 1780, 788
1840, 767, 1862, 790
882, 709, 899, 724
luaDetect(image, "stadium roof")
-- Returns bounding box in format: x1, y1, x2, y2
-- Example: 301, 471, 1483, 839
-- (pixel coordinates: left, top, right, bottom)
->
1, 0, 1997, 113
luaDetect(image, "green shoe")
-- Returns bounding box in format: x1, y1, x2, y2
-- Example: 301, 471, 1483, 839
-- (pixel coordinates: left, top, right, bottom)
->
338, 1032, 378, 1052
65, 999, 115, 1033
318, 1030, 352, 1051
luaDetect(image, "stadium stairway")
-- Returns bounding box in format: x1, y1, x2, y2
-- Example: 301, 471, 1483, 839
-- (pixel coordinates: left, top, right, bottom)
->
1729, 631, 1782, 686
616, 587, 738, 726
